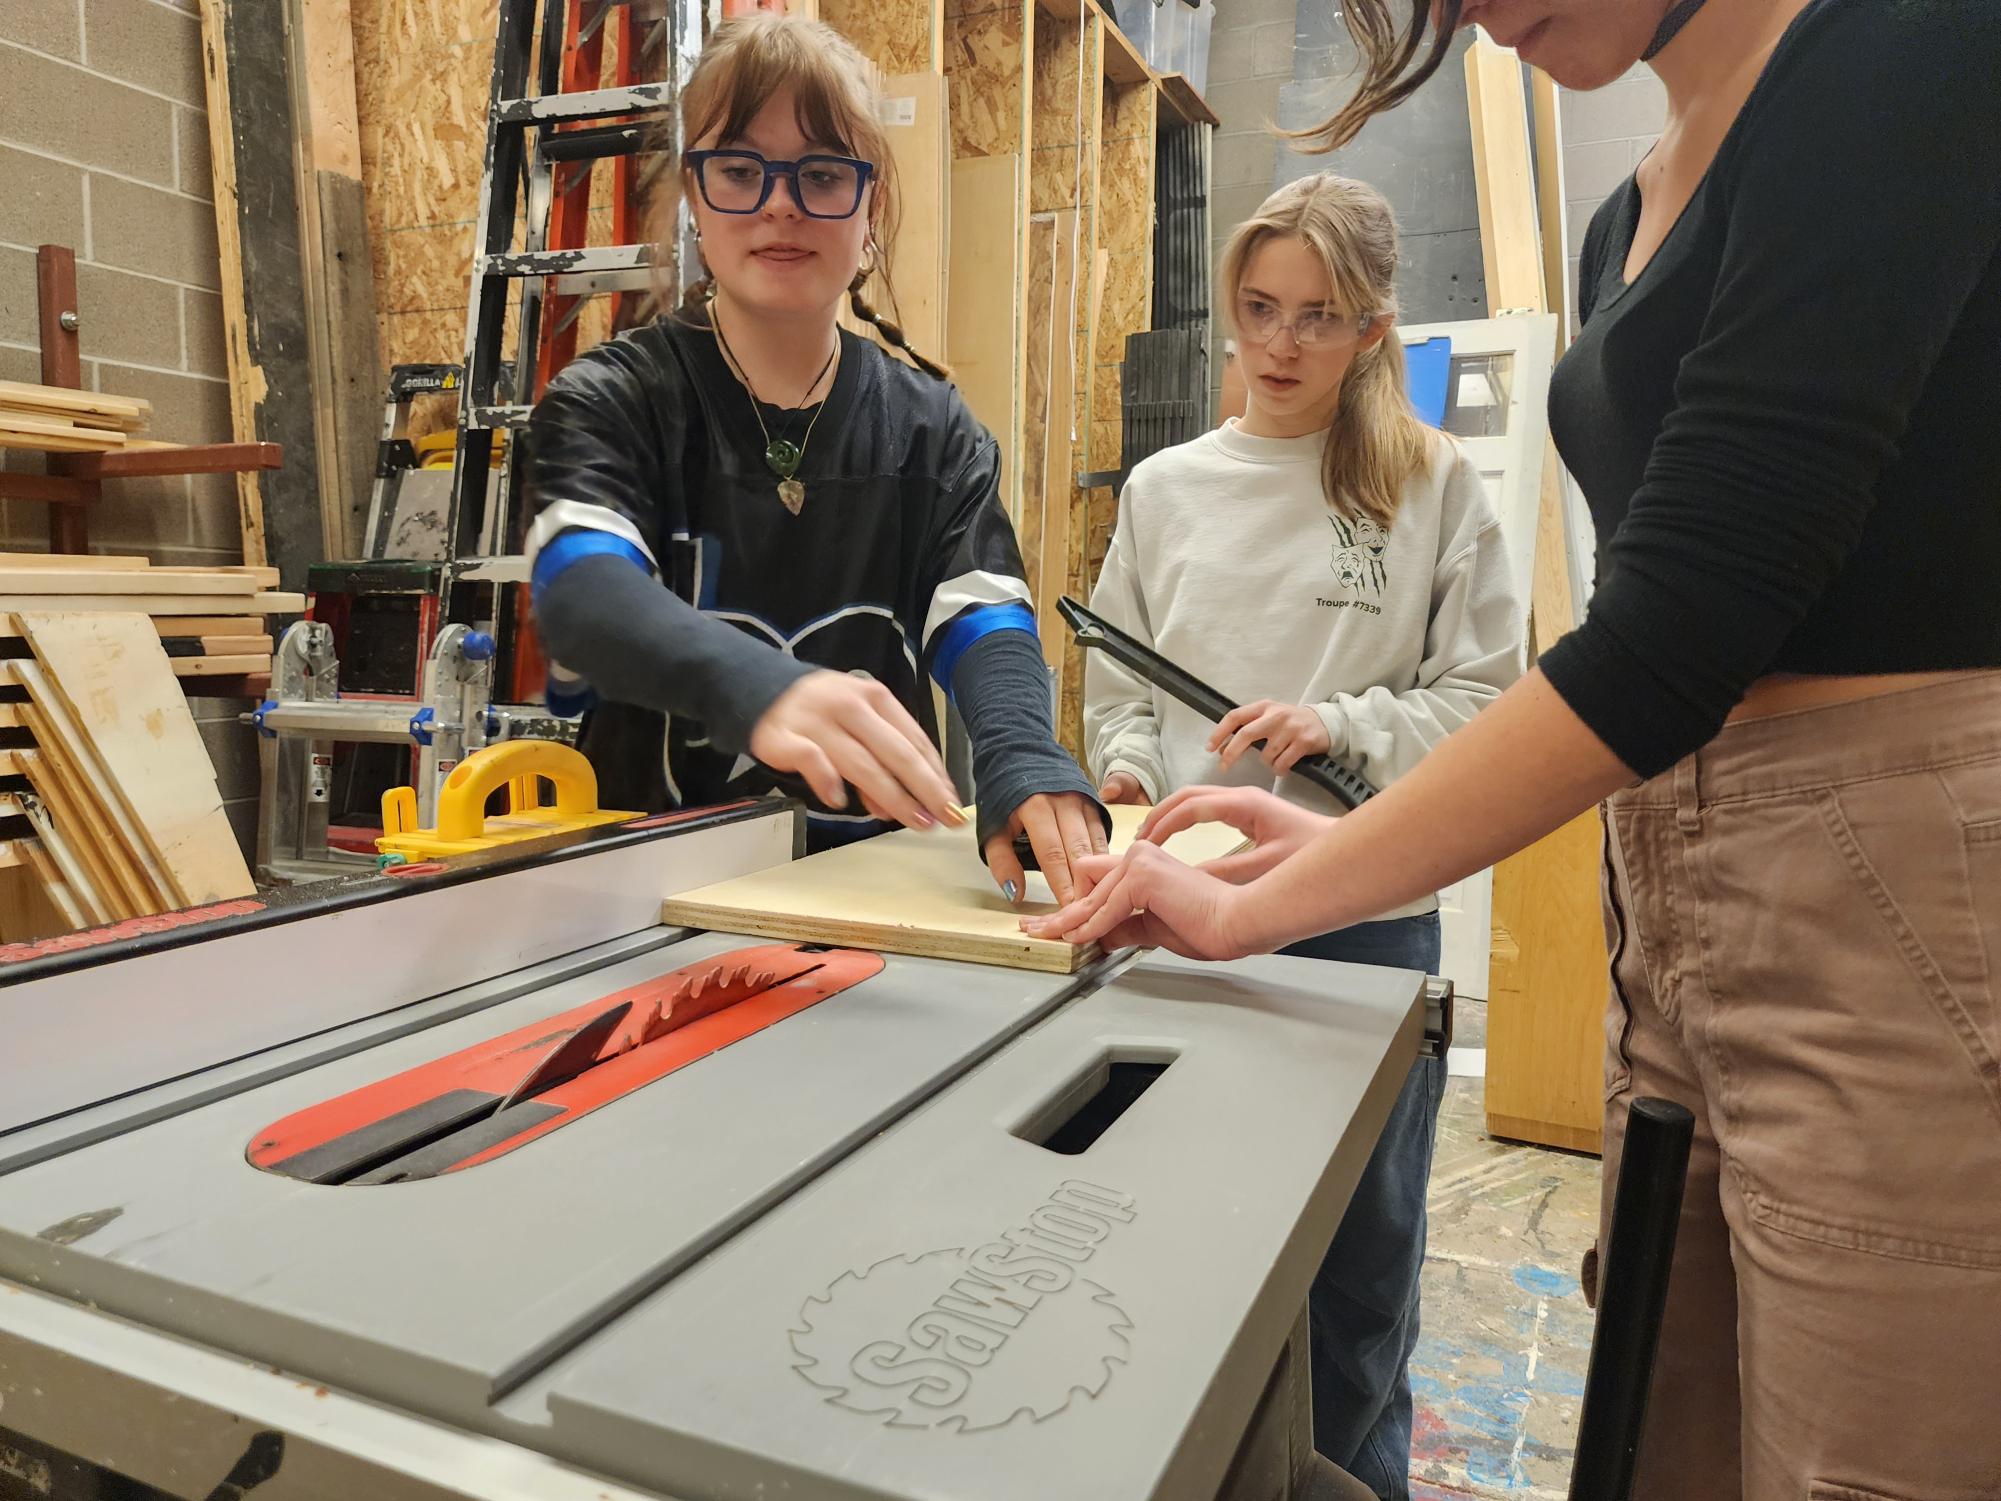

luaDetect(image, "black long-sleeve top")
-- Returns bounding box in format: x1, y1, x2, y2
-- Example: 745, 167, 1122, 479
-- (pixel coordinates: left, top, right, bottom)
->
524, 309, 1099, 850
1543, 0, 2001, 777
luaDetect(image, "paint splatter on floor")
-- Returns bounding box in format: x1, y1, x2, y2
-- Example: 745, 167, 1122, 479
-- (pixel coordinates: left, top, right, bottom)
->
1406, 999, 1601, 1499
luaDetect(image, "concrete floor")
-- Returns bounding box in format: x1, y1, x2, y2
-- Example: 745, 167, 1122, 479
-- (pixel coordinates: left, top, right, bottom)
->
1408, 999, 1602, 1500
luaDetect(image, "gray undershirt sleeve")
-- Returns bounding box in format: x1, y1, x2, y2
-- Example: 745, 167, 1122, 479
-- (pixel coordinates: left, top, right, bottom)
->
533, 552, 811, 757
950, 627, 1107, 851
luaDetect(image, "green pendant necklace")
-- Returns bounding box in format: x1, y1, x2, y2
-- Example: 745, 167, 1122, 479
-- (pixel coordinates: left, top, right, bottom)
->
710, 297, 838, 515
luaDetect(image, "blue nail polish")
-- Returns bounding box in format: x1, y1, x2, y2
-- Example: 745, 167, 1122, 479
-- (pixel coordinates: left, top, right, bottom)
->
1003, 880, 1019, 903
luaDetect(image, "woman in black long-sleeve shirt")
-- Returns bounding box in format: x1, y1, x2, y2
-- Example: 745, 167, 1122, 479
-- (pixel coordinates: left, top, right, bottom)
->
1027, 2, 2001, 1495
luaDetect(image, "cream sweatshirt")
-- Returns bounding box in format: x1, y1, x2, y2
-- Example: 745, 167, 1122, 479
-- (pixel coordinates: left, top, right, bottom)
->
1084, 420, 1525, 921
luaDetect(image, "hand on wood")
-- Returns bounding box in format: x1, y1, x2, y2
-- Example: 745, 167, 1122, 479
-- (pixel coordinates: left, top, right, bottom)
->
749, 670, 964, 831
1019, 840, 1252, 960
1140, 785, 1333, 885
985, 791, 1109, 908
1206, 700, 1330, 774
1098, 771, 1152, 805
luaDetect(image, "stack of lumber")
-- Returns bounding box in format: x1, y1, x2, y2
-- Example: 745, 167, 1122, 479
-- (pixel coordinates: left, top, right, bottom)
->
0, 612, 255, 942
0, 381, 153, 455
0, 554, 302, 679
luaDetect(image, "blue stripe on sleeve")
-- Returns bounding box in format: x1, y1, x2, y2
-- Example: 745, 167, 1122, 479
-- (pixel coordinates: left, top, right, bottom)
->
929, 601, 1039, 694
530, 527, 652, 607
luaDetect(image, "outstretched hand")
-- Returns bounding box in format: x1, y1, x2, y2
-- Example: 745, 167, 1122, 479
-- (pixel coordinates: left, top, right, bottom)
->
750, 671, 965, 831
1140, 784, 1333, 884
984, 791, 1109, 907
1020, 839, 1253, 959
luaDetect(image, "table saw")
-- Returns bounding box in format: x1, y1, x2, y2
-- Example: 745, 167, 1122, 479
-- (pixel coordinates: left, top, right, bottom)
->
0, 800, 1448, 1501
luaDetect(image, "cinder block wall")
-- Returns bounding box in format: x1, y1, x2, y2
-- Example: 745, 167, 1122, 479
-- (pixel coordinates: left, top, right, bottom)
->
1, 0, 262, 853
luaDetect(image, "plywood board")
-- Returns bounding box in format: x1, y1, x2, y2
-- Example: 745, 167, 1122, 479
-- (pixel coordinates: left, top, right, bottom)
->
14, 745, 159, 919
858, 71, 949, 366
0, 553, 150, 570
0, 594, 302, 617
17, 697, 177, 910
154, 566, 284, 587
659, 803, 1244, 972
1485, 808, 1606, 1154
0, 860, 67, 943
171, 655, 268, 678
1028, 210, 1078, 671
947, 153, 1024, 517
1058, 243, 1109, 753
0, 616, 275, 640
0, 382, 150, 428
13, 614, 254, 906
0, 422, 126, 455
0, 570, 257, 596
19, 839, 86, 933
153, 617, 271, 639
1019, 214, 1058, 606
14, 792, 112, 928
1465, 39, 1543, 315
15, 751, 143, 923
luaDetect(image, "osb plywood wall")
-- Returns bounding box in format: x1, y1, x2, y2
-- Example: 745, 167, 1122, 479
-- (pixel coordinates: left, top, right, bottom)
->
1031, 12, 1105, 750
1091, 78, 1153, 478
942, 1, 1026, 159
819, 0, 938, 73
350, 0, 630, 435
351, 0, 492, 419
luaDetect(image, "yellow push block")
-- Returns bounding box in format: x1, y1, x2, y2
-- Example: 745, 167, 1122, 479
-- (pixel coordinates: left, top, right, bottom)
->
377, 740, 635, 861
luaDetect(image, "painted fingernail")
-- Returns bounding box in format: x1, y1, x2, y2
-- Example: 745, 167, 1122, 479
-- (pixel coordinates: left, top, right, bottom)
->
913, 809, 935, 828
1003, 880, 1019, 903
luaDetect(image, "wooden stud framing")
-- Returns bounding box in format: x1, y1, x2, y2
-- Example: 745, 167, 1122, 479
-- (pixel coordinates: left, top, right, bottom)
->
1464, 38, 1545, 315
199, 0, 326, 583
289, 0, 385, 559
1529, 67, 1570, 348
1466, 35, 1606, 1157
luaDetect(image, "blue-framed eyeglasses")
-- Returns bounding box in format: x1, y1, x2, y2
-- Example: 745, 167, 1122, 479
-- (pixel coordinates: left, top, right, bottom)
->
683, 149, 876, 220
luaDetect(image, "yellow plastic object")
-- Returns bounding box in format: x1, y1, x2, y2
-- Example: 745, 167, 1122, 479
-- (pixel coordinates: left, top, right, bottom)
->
376, 740, 635, 861
415, 428, 505, 468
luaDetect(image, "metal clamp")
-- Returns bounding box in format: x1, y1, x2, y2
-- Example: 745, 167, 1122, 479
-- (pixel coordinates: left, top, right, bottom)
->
1419, 976, 1454, 1059
408, 707, 437, 746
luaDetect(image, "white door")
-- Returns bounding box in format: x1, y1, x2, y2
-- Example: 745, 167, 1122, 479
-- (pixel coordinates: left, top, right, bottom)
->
1398, 313, 1559, 998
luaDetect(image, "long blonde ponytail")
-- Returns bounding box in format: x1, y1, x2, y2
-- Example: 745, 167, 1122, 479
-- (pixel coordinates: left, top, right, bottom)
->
1218, 173, 1433, 527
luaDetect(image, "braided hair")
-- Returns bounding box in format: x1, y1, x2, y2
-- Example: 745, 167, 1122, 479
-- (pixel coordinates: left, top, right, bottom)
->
847, 274, 951, 381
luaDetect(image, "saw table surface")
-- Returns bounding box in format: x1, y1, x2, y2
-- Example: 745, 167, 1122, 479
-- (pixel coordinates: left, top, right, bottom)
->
0, 809, 1432, 1501
0, 932, 1095, 1422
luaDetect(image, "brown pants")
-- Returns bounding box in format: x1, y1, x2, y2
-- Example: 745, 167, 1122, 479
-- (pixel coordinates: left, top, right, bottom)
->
1599, 674, 2001, 1501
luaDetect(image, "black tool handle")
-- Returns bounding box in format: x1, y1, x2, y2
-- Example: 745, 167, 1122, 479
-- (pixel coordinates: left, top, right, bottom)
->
1569, 1096, 1696, 1501
1056, 596, 1377, 812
